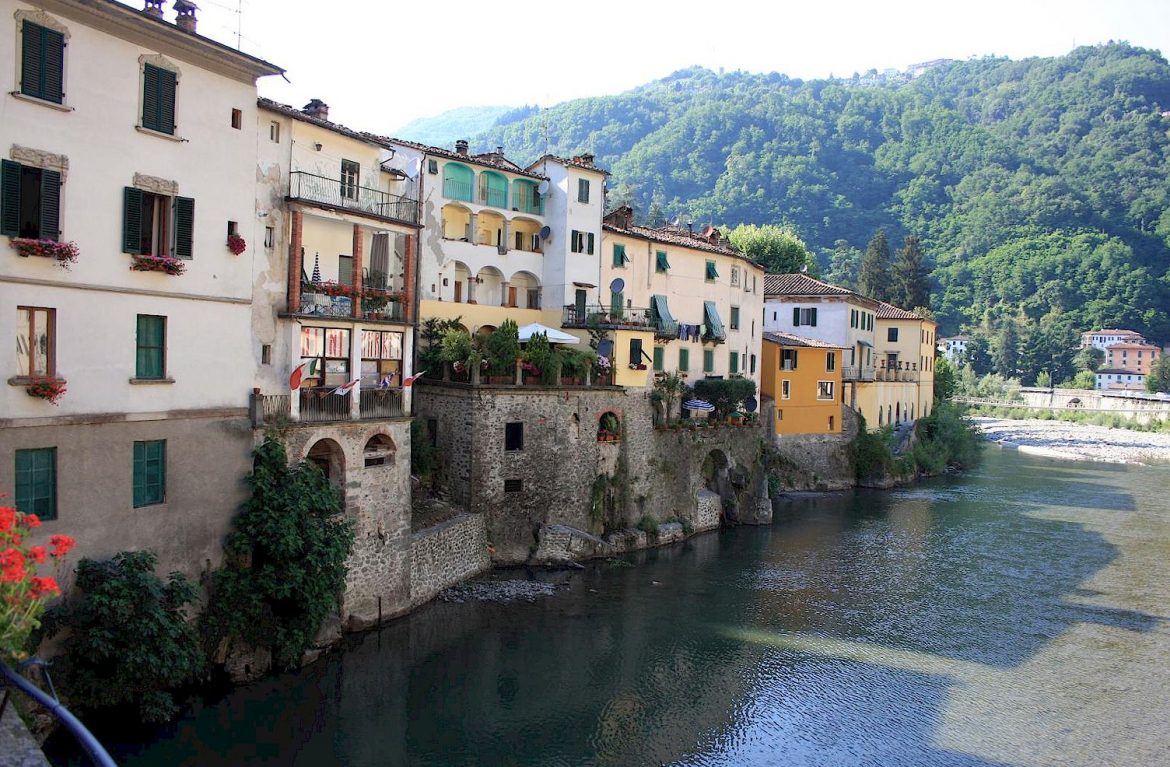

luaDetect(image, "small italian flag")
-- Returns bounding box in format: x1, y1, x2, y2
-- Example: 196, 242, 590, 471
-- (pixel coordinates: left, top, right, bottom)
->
288, 359, 319, 390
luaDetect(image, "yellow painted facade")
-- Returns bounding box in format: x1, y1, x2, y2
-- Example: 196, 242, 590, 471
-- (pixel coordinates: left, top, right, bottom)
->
761, 334, 844, 435
854, 306, 938, 428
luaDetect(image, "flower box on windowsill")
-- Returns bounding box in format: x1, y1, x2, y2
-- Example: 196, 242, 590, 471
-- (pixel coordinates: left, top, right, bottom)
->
22, 375, 67, 405
10, 238, 79, 270
130, 254, 186, 275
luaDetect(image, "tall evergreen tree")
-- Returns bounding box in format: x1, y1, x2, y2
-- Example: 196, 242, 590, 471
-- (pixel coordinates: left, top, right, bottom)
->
991, 319, 1021, 379
825, 239, 862, 290
858, 230, 891, 302
891, 235, 930, 309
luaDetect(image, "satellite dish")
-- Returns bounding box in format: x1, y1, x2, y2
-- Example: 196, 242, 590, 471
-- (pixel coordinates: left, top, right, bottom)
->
539, 225, 552, 241
610, 278, 625, 294
743, 396, 758, 413
406, 158, 421, 177
537, 180, 550, 195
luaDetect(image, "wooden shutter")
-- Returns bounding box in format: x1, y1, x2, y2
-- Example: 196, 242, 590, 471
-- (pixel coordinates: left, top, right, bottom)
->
173, 196, 194, 258
793, 307, 801, 326
122, 187, 143, 254
810, 307, 817, 327
41, 26, 64, 103
730, 351, 739, 374
653, 346, 664, 371
21, 22, 42, 99
587, 232, 595, 255
39, 169, 60, 241
159, 68, 177, 134
142, 64, 160, 131
1, 160, 21, 237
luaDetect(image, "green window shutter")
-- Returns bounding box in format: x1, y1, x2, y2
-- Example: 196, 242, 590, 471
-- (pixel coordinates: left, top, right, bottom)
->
793, 307, 801, 326
612, 243, 626, 267
159, 67, 177, 133
22, 23, 65, 103
703, 349, 714, 373
142, 64, 160, 131
133, 439, 166, 507
610, 292, 623, 318
587, 232, 595, 255
174, 196, 194, 258
39, 169, 61, 242
122, 187, 143, 254
656, 251, 670, 272
1, 160, 22, 237
730, 351, 739, 374
653, 346, 664, 371
571, 230, 580, 252
810, 307, 817, 327
41, 26, 64, 103
15, 448, 57, 521
679, 348, 689, 372
136, 314, 165, 379
578, 178, 589, 203
706, 261, 718, 280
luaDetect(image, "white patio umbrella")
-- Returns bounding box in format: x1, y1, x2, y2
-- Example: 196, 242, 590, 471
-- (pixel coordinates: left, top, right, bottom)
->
683, 399, 715, 412
517, 323, 581, 344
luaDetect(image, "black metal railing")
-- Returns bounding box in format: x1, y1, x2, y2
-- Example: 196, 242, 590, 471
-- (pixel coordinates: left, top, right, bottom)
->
562, 304, 653, 329
359, 388, 404, 418
299, 388, 352, 422
289, 171, 419, 224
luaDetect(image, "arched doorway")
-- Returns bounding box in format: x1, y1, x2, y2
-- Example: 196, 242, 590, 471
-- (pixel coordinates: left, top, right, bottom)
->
307, 438, 346, 497
364, 434, 395, 467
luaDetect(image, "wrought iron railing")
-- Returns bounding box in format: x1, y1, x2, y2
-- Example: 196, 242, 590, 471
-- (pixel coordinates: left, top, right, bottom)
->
481, 187, 507, 208
289, 171, 419, 224
442, 179, 473, 202
513, 195, 544, 215
562, 304, 653, 328
299, 388, 352, 422
299, 292, 354, 318
359, 388, 404, 418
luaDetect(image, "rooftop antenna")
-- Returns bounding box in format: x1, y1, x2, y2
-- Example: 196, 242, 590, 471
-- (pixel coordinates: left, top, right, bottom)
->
236, 0, 242, 50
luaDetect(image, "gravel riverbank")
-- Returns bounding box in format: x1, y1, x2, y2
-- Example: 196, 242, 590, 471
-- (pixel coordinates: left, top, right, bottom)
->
972, 417, 1170, 465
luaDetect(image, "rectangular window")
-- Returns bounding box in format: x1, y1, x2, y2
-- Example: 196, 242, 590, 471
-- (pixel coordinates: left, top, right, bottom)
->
777, 408, 783, 421
612, 243, 628, 267
610, 291, 624, 319
121, 187, 194, 258
729, 351, 739, 374
1, 160, 61, 240
750, 354, 757, 374
705, 260, 718, 281
141, 63, 177, 135
730, 306, 740, 330
888, 327, 899, 342
427, 159, 438, 174
703, 349, 714, 373
578, 178, 590, 203
360, 329, 403, 385
653, 346, 664, 371
587, 232, 595, 255
15, 447, 57, 521
731, 266, 740, 286
504, 479, 523, 493
261, 344, 272, 365
571, 230, 582, 253
655, 250, 670, 273
269, 121, 280, 142
505, 422, 524, 451
341, 159, 360, 200
826, 351, 836, 371
630, 337, 647, 368
264, 226, 274, 248
828, 415, 835, 431
135, 314, 166, 379
231, 108, 242, 129
851, 309, 857, 328
679, 348, 689, 372
338, 254, 354, 284
299, 326, 351, 387
817, 381, 835, 400
21, 21, 65, 104
781, 349, 798, 371
793, 307, 817, 327
132, 439, 166, 507
16, 306, 55, 377
781, 379, 791, 399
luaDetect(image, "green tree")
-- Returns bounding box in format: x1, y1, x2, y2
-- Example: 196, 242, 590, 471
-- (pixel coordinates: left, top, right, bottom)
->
202, 439, 353, 670
934, 356, 957, 402
725, 223, 815, 273
891, 235, 930, 309
824, 239, 862, 290
1075, 346, 1105, 372
991, 320, 1020, 378
1146, 354, 1170, 393
858, 230, 892, 302
484, 319, 520, 376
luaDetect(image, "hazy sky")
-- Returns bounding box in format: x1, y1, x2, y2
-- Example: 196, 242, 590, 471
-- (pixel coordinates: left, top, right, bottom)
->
138, 0, 1170, 137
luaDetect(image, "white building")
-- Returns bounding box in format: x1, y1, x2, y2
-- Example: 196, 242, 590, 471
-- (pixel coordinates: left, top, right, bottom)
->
0, 0, 281, 577
938, 335, 969, 365
1096, 368, 1146, 391
1081, 328, 1145, 352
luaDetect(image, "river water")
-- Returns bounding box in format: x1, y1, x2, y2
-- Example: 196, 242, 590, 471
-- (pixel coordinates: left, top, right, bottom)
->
56, 447, 1170, 766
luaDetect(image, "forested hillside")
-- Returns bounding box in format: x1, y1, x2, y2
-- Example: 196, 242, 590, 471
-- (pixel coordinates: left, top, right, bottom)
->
468, 44, 1170, 346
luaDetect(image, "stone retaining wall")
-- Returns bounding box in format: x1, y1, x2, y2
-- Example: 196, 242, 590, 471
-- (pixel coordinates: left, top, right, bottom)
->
410, 512, 491, 606
767, 406, 857, 491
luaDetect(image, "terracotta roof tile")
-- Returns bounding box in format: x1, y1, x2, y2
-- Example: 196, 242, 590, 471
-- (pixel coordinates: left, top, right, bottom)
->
763, 331, 845, 349
527, 154, 611, 176
763, 273, 861, 299
602, 222, 759, 264
382, 138, 546, 180
875, 301, 927, 321
259, 98, 388, 147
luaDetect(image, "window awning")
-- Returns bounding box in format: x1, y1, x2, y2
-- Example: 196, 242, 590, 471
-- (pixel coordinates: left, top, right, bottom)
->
651, 294, 678, 336
572, 281, 596, 288
705, 261, 719, 280
703, 301, 726, 339
656, 251, 671, 271
858, 340, 873, 348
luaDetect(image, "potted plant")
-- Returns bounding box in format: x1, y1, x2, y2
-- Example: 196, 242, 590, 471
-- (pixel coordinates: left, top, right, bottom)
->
10, 238, 80, 270
485, 320, 520, 383
25, 376, 67, 405
226, 234, 246, 255
130, 254, 186, 275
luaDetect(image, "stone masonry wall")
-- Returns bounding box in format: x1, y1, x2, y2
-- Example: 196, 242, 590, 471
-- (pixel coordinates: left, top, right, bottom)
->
414, 382, 770, 564
280, 419, 412, 630
410, 512, 491, 605
766, 406, 858, 491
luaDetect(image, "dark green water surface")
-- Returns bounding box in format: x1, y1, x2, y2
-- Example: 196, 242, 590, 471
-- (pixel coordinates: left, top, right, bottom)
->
54, 447, 1170, 766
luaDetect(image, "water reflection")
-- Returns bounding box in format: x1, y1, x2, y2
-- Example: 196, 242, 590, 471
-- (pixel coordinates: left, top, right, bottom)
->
52, 449, 1170, 766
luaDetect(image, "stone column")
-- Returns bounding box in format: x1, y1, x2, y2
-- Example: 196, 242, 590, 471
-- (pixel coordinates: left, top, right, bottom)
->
501, 218, 511, 252
288, 210, 304, 313
467, 212, 478, 243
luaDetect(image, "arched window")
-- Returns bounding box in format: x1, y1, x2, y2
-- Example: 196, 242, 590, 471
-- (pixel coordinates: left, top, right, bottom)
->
442, 162, 474, 202
512, 179, 542, 214
479, 170, 507, 208
363, 434, 395, 467
598, 412, 620, 442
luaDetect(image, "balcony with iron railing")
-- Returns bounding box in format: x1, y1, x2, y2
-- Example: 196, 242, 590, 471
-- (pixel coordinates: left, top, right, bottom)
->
289, 171, 419, 225
481, 186, 507, 208
563, 303, 653, 330
297, 284, 406, 322
512, 195, 544, 215
842, 365, 877, 382
250, 388, 406, 427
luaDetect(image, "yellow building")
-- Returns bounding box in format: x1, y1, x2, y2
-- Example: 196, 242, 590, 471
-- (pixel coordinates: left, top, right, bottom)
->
591, 207, 766, 390
855, 302, 937, 428
760, 332, 844, 435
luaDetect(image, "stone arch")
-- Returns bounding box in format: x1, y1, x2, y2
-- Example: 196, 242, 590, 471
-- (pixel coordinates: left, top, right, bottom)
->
887, 405, 893, 425
701, 449, 730, 493
476, 265, 505, 306
441, 202, 471, 240
509, 270, 541, 309
307, 438, 346, 497
441, 162, 474, 202
896, 402, 901, 422
363, 433, 396, 467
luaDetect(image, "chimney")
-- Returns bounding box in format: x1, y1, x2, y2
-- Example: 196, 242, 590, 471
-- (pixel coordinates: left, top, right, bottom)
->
496, 145, 504, 155
581, 152, 595, 167
455, 139, 469, 156
143, 0, 164, 18
174, 0, 198, 33
302, 99, 329, 121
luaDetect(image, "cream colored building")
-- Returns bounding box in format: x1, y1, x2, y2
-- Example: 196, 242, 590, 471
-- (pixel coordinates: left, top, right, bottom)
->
855, 302, 937, 428
597, 207, 765, 390
0, 0, 281, 577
